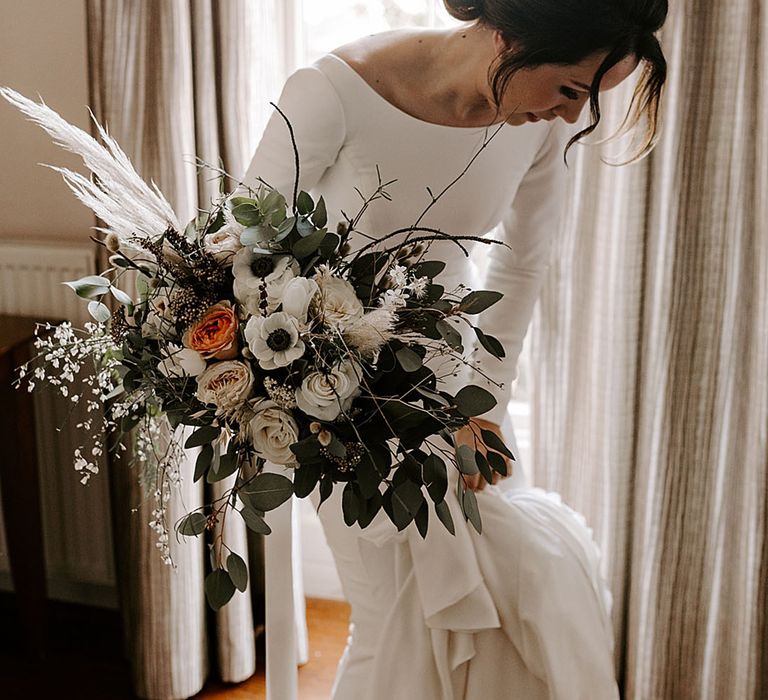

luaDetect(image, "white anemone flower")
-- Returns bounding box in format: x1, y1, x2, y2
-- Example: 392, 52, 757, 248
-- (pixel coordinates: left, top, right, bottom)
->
233, 249, 298, 314
244, 312, 305, 370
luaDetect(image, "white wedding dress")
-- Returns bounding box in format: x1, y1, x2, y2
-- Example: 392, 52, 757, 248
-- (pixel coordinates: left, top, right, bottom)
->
242, 53, 619, 700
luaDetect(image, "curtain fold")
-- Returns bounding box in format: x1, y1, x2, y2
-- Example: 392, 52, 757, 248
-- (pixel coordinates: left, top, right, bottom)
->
529, 1, 767, 698
86, 1, 283, 697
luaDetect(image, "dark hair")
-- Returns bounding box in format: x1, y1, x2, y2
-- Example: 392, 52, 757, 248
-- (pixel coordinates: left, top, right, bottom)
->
443, 0, 668, 163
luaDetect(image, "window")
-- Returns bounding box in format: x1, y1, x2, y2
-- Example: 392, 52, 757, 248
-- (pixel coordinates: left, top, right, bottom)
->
300, 0, 454, 64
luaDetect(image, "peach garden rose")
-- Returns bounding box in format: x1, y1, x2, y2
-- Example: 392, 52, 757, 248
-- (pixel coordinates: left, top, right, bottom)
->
182, 300, 239, 360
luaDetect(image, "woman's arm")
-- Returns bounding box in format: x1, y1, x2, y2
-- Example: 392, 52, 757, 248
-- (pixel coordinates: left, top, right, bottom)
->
457, 121, 570, 489
468, 120, 571, 427
239, 65, 347, 197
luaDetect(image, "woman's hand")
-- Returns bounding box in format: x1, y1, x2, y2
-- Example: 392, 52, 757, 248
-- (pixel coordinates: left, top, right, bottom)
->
453, 417, 513, 492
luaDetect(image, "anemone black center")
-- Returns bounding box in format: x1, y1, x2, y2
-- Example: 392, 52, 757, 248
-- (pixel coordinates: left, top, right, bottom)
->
251, 256, 275, 278
266, 328, 292, 352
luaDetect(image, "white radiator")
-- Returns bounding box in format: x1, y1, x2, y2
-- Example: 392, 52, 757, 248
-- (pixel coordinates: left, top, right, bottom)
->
0, 240, 118, 608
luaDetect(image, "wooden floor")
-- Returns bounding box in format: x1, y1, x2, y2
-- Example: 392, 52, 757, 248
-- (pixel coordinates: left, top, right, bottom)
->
0, 595, 350, 699
196, 598, 351, 700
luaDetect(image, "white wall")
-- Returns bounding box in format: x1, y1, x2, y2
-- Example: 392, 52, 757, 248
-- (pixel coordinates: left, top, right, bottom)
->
0, 0, 118, 608
0, 0, 94, 243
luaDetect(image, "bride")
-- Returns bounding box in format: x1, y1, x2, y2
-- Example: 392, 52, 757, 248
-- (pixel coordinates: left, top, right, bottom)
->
242, 0, 668, 697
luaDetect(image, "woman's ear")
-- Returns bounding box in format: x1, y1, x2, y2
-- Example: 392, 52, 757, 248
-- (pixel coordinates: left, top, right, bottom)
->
493, 29, 509, 56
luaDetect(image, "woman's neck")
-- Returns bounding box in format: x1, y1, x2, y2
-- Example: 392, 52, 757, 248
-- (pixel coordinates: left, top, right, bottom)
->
332, 26, 503, 128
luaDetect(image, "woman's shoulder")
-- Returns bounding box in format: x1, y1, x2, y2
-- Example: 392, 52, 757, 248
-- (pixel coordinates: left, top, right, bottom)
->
326, 28, 436, 104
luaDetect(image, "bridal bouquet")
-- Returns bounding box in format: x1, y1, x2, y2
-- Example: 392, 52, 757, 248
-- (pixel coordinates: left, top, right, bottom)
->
2, 88, 514, 609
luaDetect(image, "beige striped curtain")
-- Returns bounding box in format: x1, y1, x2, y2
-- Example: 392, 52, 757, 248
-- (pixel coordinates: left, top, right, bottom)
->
528, 1, 767, 699
86, 1, 283, 697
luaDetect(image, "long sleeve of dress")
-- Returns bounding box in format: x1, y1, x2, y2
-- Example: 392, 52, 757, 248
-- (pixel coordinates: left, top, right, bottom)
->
465, 120, 570, 426
240, 66, 346, 197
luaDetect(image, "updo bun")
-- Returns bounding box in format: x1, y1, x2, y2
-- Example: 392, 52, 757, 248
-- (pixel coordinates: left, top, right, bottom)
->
442, 0, 485, 22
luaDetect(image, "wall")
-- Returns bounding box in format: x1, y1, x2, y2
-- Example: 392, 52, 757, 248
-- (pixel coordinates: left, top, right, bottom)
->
0, 0, 117, 608
0, 0, 94, 243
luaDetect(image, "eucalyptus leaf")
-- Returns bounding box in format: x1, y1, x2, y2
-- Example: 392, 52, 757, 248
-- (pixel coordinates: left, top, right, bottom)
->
292, 228, 326, 258
396, 346, 422, 372
290, 435, 322, 463
311, 195, 328, 228
231, 202, 262, 227
293, 462, 322, 498
185, 426, 221, 449
461, 488, 482, 534
238, 506, 272, 535
240, 225, 275, 247
454, 385, 497, 417
487, 450, 509, 476
414, 500, 429, 539
423, 453, 448, 503
474, 327, 506, 359
262, 189, 286, 215
456, 444, 479, 475
459, 290, 504, 315
357, 492, 382, 529
64, 275, 111, 300
227, 552, 248, 592
296, 190, 314, 215
411, 260, 445, 279
177, 511, 207, 536
240, 472, 293, 511
475, 450, 494, 483
109, 285, 134, 308
480, 429, 516, 461
393, 480, 425, 518
435, 319, 463, 352
342, 482, 359, 526
415, 385, 450, 407
205, 569, 236, 610
435, 499, 455, 535
194, 444, 214, 483
206, 450, 240, 483
87, 300, 111, 323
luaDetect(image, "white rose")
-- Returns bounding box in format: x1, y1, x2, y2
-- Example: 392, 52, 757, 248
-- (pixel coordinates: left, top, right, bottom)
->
204, 219, 244, 263
157, 344, 206, 378
295, 360, 362, 421
244, 312, 305, 370
249, 399, 299, 465
195, 360, 254, 413
233, 249, 298, 314
282, 276, 319, 325
315, 274, 364, 329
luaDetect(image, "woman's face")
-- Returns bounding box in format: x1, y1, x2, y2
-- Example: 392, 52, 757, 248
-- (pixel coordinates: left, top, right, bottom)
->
492, 38, 639, 126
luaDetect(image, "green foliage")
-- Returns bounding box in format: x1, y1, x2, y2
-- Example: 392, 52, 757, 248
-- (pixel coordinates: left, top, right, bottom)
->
480, 428, 516, 461
459, 290, 504, 315
64, 275, 110, 300
240, 472, 293, 511
456, 444, 479, 475
184, 426, 221, 449
454, 385, 497, 417
460, 486, 482, 534
435, 319, 463, 352
435, 499, 455, 535
474, 327, 505, 359
205, 569, 236, 610
227, 552, 248, 592
87, 300, 111, 323
238, 506, 271, 535
177, 512, 207, 536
